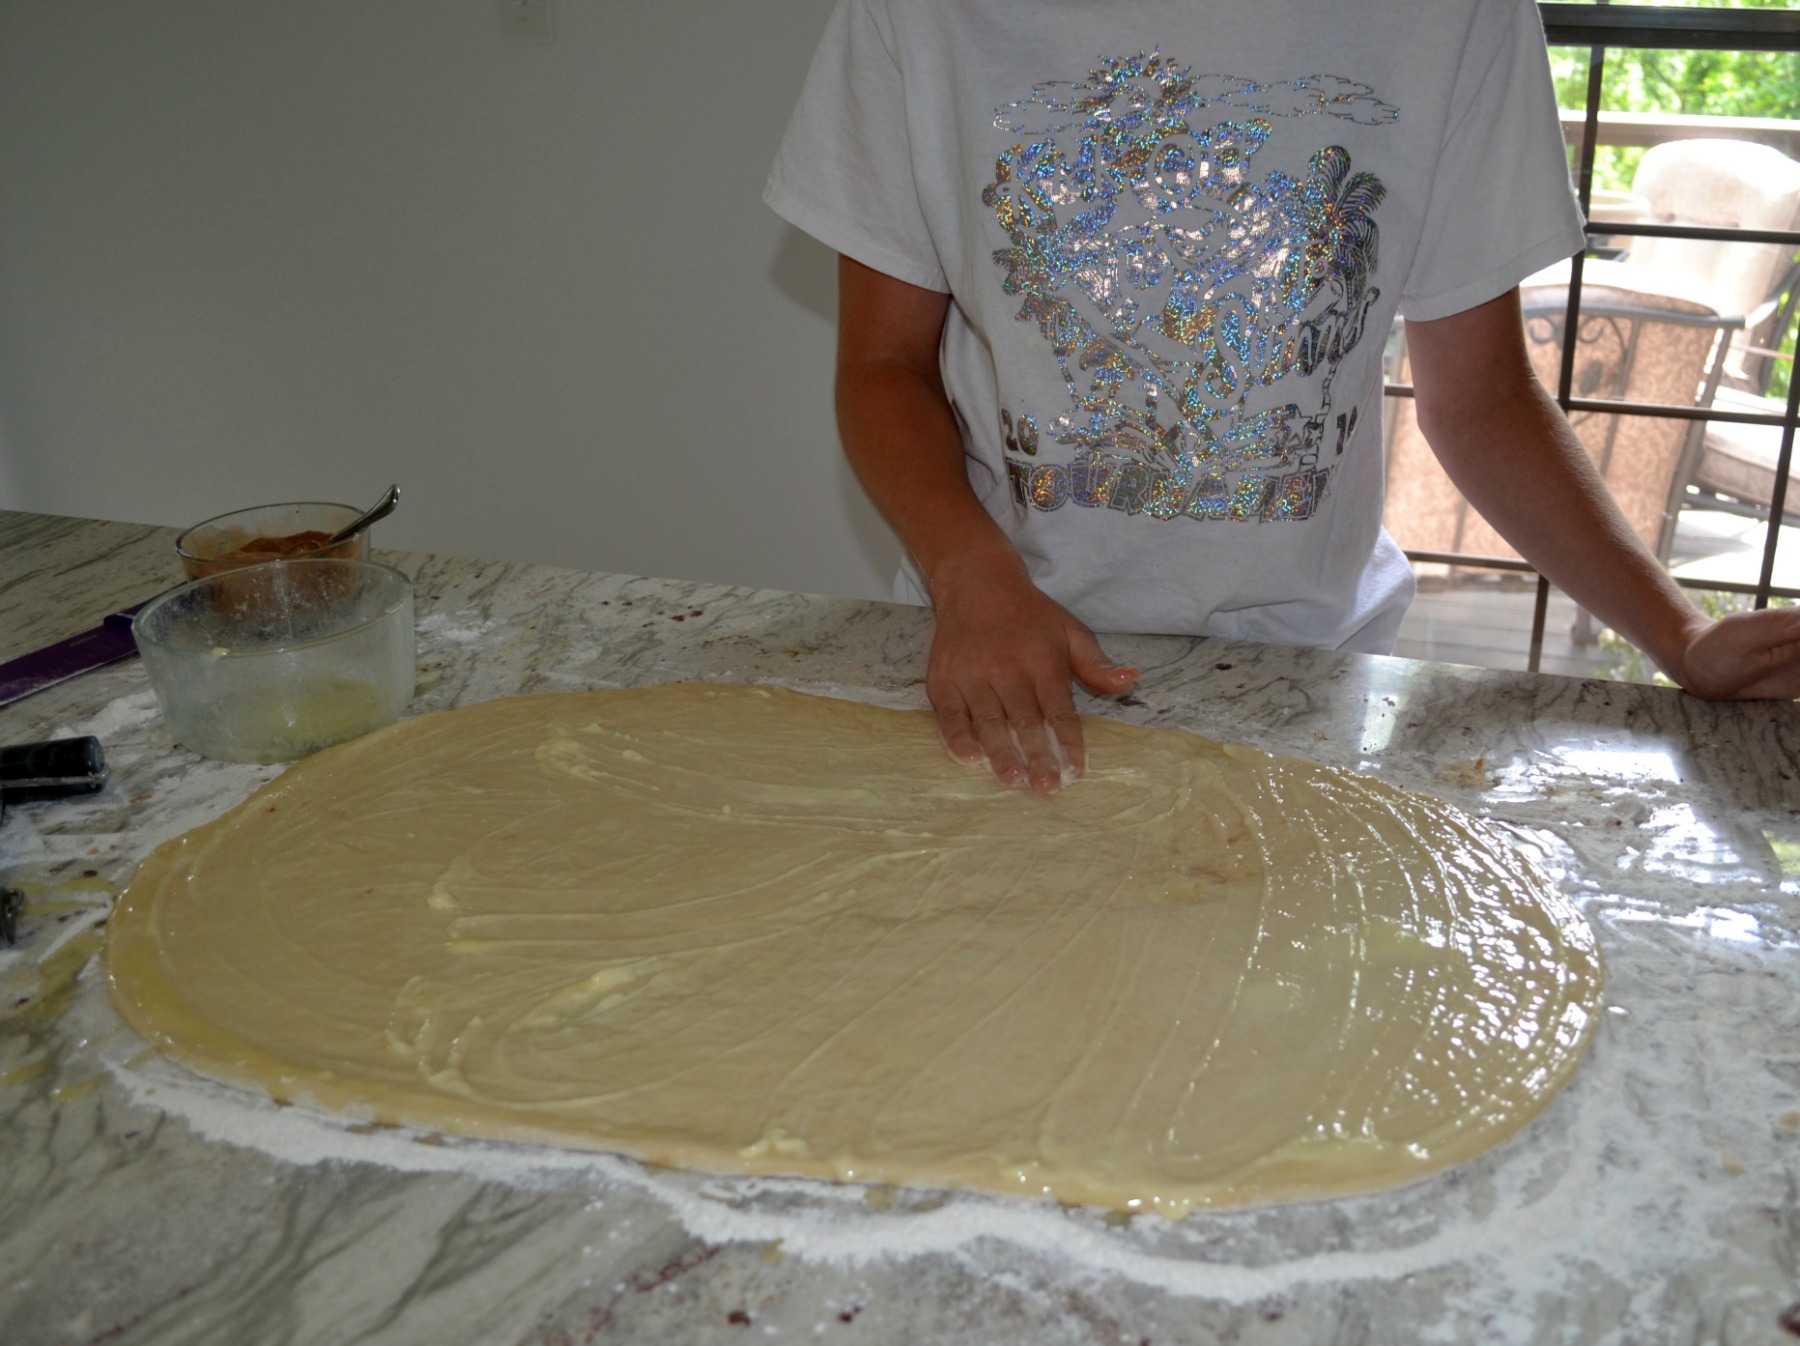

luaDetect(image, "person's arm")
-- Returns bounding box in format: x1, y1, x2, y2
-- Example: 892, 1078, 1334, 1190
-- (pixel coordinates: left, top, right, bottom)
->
1406, 288, 1800, 698
835, 255, 1139, 792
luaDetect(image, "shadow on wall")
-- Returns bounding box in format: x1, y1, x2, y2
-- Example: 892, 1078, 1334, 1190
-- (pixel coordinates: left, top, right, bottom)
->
768, 225, 909, 600
768, 225, 838, 325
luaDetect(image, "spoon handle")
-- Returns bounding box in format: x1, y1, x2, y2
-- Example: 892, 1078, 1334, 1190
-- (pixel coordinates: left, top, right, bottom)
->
327, 483, 400, 546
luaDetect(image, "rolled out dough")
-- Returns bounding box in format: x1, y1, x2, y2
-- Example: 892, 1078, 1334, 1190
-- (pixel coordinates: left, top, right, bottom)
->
107, 684, 1601, 1215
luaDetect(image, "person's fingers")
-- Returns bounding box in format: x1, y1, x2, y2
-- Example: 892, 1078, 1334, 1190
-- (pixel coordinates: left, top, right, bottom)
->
1728, 613, 1800, 698
1044, 697, 1085, 781
1732, 646, 1800, 700
933, 696, 986, 767
993, 678, 1065, 795
1029, 660, 1085, 781
924, 588, 1139, 792
965, 688, 1030, 787
1058, 625, 1137, 779
1683, 609, 1800, 700
1067, 625, 1139, 696
928, 645, 1032, 781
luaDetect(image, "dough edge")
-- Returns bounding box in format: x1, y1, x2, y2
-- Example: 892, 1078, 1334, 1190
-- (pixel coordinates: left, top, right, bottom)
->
105, 683, 1604, 1216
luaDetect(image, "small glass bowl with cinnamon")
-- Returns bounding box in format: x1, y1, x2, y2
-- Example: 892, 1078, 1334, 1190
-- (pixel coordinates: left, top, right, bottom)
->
175, 501, 369, 580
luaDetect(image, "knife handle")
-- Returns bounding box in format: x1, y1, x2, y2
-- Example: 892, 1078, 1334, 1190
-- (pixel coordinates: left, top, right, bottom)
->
0, 736, 108, 804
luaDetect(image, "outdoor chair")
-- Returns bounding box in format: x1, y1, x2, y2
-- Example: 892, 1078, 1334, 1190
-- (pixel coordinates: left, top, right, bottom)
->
1626, 138, 1800, 397
1383, 276, 1739, 635
1626, 139, 1800, 526
1692, 383, 1798, 525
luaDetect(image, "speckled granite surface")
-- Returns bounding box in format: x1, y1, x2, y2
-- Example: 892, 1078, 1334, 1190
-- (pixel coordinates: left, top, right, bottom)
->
4, 508, 1800, 1346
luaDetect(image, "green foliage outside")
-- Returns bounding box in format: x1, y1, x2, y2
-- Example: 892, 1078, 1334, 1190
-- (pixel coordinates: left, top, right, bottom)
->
1598, 588, 1794, 684
1549, 7, 1800, 194
1548, 2, 1800, 395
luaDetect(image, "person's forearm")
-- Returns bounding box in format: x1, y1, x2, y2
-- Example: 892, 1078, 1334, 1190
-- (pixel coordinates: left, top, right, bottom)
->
832, 255, 1140, 787
1418, 368, 1706, 679
834, 360, 1027, 596
1405, 293, 1708, 683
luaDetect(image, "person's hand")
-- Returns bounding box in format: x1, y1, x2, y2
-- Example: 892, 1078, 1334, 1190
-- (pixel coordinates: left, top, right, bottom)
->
1672, 607, 1800, 700
925, 558, 1138, 794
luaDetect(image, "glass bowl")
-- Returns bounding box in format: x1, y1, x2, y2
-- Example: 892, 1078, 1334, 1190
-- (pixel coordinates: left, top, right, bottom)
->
175, 501, 370, 581
133, 559, 416, 763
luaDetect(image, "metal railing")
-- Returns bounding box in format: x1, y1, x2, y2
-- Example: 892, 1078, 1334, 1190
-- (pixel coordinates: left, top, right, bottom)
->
1386, 3, 1800, 674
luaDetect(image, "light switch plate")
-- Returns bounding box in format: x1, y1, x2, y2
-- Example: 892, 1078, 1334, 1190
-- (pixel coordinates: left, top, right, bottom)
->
498, 0, 552, 42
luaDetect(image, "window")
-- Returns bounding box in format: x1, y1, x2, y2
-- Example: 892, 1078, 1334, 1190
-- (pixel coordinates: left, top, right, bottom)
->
1383, 2, 1800, 680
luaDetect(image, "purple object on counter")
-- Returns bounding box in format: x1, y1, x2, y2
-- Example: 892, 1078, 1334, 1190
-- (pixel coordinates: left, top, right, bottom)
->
0, 603, 152, 708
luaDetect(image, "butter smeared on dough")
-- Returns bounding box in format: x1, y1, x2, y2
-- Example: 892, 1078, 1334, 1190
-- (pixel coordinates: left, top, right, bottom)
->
106, 684, 1601, 1214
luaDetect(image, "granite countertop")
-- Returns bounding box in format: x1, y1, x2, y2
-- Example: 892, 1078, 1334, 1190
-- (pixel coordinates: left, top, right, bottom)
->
4, 508, 1800, 1346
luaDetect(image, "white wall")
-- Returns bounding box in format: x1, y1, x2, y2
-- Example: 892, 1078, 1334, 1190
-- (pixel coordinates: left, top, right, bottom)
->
0, 0, 903, 600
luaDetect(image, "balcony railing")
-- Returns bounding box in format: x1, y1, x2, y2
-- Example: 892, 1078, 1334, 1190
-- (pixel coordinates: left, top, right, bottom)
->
1557, 109, 1800, 159
1382, 4, 1800, 678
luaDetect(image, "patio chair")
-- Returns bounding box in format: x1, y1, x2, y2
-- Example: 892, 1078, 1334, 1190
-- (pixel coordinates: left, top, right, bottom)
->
1692, 384, 1799, 525
1383, 277, 1739, 584
1623, 139, 1800, 526
1625, 138, 1800, 397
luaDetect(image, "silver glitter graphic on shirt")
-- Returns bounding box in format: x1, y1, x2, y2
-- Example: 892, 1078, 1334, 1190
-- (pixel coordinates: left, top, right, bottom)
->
984, 53, 1396, 523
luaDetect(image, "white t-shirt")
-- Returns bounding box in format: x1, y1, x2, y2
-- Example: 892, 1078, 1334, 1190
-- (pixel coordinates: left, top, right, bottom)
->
766, 0, 1586, 652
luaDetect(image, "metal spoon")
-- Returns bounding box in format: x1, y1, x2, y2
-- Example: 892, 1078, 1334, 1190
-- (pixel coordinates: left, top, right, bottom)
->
325, 484, 400, 546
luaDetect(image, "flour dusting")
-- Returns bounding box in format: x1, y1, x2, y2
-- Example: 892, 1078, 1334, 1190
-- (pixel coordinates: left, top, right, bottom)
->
27, 684, 1799, 1338
97, 912, 1792, 1328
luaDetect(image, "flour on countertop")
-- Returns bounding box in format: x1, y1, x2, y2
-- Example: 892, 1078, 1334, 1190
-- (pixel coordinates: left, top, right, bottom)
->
27, 684, 1799, 1333
50, 686, 160, 741
416, 611, 496, 645
98, 914, 1797, 1329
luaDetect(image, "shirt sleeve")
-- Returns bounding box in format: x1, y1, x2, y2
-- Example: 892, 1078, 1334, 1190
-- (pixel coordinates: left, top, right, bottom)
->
1398, 0, 1588, 320
763, 0, 950, 293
